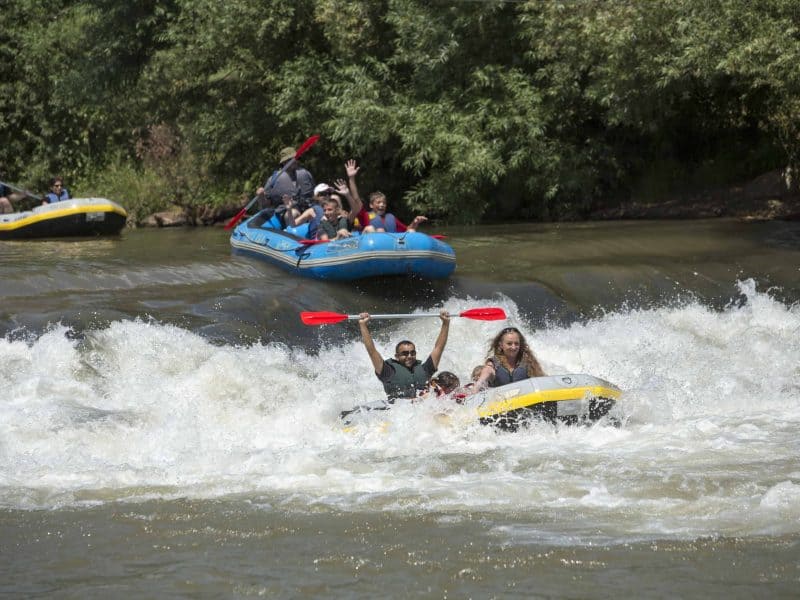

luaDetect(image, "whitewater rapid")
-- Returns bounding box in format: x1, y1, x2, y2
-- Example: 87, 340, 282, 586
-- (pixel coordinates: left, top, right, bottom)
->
2, 280, 798, 544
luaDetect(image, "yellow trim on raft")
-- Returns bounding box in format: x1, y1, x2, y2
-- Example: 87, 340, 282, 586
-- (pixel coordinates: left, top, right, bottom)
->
477, 385, 621, 418
0, 202, 128, 232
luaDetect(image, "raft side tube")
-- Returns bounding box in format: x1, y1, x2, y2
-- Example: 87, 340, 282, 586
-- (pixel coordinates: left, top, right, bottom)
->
469, 374, 622, 431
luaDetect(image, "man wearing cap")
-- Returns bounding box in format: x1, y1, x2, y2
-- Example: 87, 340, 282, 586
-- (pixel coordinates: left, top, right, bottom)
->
258, 146, 316, 211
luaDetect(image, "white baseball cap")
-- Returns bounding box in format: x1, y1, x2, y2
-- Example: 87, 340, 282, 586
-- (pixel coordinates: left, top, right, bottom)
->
314, 183, 332, 195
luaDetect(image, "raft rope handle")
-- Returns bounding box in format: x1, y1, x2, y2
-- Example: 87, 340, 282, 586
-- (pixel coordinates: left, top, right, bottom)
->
240, 230, 311, 255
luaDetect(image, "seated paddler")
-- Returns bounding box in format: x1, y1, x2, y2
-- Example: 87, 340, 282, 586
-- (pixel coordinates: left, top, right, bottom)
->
358, 310, 450, 402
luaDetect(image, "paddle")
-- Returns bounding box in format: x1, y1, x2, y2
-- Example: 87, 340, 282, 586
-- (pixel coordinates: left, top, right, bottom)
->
0, 180, 42, 201
300, 307, 507, 326
224, 134, 320, 230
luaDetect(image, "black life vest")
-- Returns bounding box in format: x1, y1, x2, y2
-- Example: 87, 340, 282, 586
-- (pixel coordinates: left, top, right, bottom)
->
488, 357, 529, 387
382, 358, 430, 399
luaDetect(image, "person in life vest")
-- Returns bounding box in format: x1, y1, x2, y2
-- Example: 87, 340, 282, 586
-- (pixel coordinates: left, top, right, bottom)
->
314, 177, 363, 241
474, 326, 546, 389
255, 146, 315, 211
315, 195, 350, 241
43, 177, 70, 204
358, 310, 450, 401
346, 159, 427, 233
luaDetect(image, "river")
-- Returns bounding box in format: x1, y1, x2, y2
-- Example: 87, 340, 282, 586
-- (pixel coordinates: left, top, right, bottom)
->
1, 219, 799, 598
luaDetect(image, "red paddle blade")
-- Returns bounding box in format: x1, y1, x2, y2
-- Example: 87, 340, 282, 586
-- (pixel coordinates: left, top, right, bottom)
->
224, 207, 248, 230
300, 311, 349, 325
295, 134, 320, 159
459, 307, 506, 321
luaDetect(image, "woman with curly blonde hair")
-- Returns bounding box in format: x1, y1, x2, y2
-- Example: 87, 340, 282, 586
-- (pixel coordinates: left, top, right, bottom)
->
474, 327, 545, 389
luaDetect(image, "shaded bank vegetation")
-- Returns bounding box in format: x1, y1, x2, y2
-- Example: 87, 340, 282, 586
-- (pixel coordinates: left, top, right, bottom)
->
1, 0, 799, 225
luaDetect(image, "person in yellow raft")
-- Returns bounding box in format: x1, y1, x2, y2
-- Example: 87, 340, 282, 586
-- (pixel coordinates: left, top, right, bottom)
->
358, 310, 450, 401
473, 326, 546, 390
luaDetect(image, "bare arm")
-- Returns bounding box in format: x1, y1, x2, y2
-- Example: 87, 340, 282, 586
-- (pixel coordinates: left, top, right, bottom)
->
428, 310, 451, 369
474, 363, 495, 390
406, 215, 428, 232
333, 178, 360, 224
345, 159, 364, 214
358, 313, 385, 375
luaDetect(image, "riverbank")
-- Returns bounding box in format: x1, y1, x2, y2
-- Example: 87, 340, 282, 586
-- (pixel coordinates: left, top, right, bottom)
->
589, 169, 800, 222
137, 169, 800, 228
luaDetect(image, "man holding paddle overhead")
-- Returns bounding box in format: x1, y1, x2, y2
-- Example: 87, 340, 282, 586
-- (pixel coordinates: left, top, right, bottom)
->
358, 310, 450, 401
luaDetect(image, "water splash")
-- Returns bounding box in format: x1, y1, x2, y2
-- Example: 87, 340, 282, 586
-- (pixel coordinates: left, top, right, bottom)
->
1, 281, 798, 542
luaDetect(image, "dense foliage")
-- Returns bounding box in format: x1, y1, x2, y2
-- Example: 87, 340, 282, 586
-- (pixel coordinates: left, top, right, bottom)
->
1, 0, 798, 223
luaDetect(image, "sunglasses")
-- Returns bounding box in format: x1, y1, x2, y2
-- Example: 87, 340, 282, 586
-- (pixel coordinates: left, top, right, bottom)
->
397, 349, 417, 357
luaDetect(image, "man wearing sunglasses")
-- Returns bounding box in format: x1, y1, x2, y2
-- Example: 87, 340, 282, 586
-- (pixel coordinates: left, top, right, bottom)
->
358, 310, 450, 401
43, 177, 70, 204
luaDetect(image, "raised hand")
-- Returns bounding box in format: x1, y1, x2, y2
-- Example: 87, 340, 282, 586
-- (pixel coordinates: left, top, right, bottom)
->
333, 178, 350, 196
345, 159, 359, 179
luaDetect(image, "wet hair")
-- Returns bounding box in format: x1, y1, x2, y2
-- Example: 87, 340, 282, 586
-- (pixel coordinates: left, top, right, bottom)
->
471, 365, 484, 381
487, 326, 545, 377
49, 176, 64, 187
395, 340, 415, 354
431, 371, 460, 393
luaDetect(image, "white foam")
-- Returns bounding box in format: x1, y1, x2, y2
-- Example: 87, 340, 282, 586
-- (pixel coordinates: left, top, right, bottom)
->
1, 280, 798, 542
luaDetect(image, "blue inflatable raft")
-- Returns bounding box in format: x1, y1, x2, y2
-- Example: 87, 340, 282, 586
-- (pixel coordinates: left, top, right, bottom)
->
229, 210, 456, 280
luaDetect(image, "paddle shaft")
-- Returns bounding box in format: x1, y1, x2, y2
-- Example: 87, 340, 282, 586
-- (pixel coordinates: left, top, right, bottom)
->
300, 307, 505, 326
0, 180, 41, 201
348, 313, 449, 320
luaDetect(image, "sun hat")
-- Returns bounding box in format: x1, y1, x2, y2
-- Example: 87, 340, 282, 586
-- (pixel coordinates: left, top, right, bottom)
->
278, 147, 296, 163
